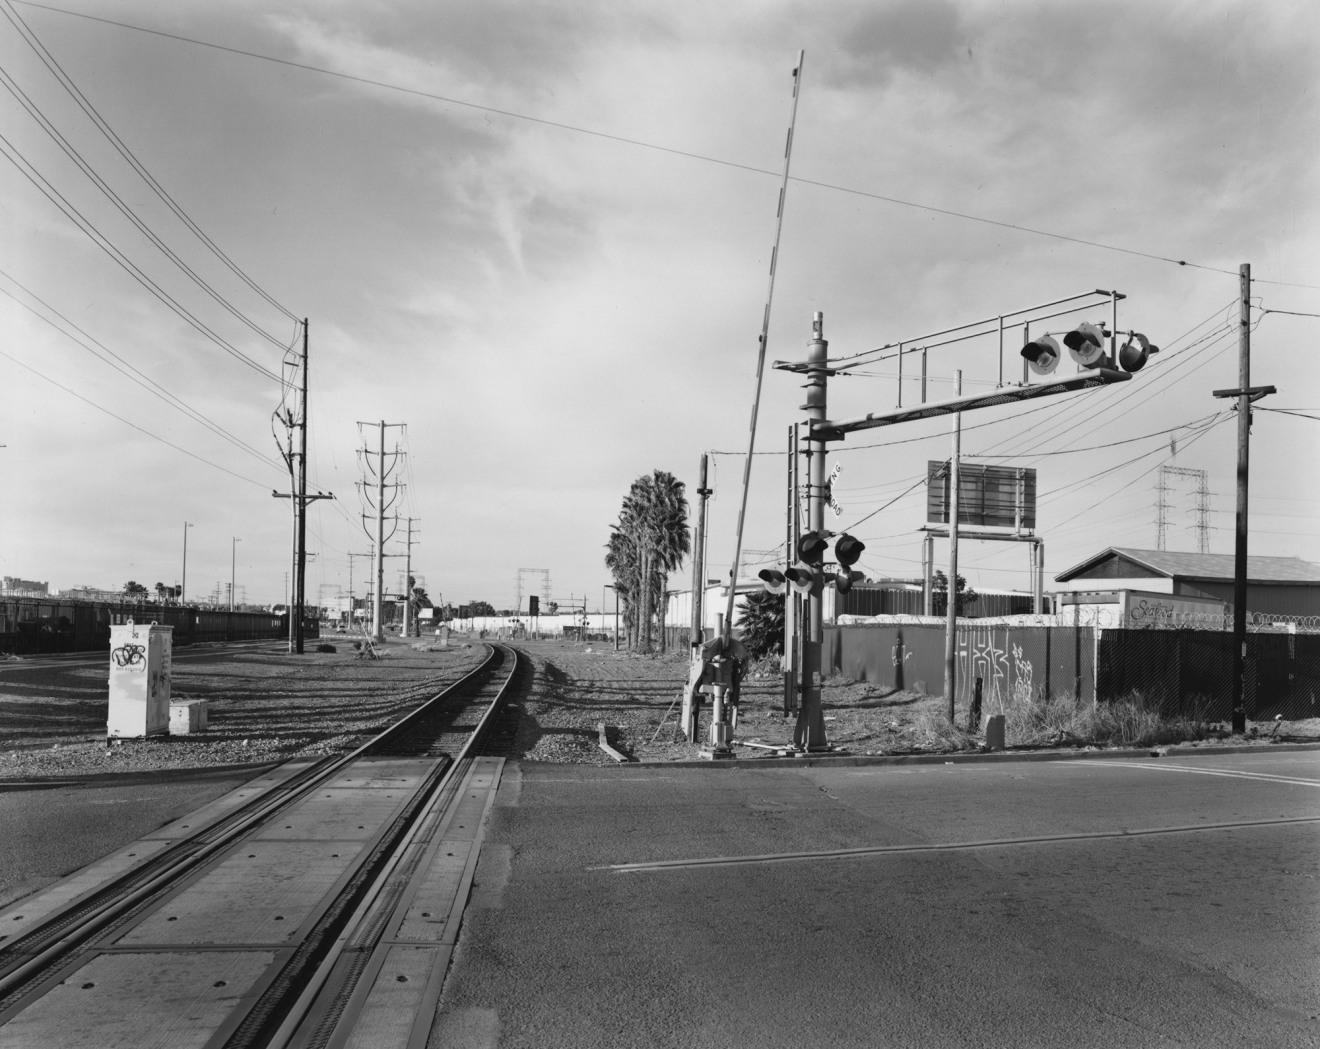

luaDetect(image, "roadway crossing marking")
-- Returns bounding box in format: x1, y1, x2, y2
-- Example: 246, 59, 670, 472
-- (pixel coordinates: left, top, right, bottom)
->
1071, 760, 1320, 788
595, 814, 1320, 873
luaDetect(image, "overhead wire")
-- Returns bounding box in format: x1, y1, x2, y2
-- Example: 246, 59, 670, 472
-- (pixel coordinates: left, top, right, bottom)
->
12, 0, 1318, 290
0, 271, 285, 471
1, 0, 298, 323
0, 56, 290, 349
1, 347, 276, 489
0, 132, 283, 382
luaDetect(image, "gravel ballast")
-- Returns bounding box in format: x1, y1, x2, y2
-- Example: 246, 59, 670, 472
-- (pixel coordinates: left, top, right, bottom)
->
2, 637, 1315, 781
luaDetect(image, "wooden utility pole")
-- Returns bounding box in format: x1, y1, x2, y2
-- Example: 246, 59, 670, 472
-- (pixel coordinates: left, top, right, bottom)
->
273, 321, 332, 653
943, 371, 962, 723
296, 319, 309, 652
1212, 265, 1275, 733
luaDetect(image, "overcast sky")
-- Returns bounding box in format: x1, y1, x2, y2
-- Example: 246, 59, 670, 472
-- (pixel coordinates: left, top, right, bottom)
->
2, 0, 1317, 613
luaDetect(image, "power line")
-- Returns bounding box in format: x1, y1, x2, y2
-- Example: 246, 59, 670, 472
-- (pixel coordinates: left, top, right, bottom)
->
0, 131, 283, 382
1, 347, 275, 489
0, 271, 286, 470
0, 55, 289, 348
14, 0, 1318, 290
2, 0, 299, 323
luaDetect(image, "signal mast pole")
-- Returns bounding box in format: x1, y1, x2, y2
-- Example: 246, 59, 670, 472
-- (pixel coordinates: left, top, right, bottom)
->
795, 312, 829, 750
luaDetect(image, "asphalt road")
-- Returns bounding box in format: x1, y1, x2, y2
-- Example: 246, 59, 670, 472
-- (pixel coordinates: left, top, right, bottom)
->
434, 750, 1320, 1049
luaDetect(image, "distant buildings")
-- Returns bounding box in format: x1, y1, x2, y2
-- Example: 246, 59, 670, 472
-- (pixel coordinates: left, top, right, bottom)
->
1, 577, 49, 597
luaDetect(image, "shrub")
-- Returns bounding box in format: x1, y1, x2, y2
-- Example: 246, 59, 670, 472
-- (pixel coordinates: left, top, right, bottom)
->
1004, 690, 1212, 747
737, 591, 785, 660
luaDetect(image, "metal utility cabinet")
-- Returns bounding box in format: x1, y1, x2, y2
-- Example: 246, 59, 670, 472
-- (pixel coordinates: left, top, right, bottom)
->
107, 619, 173, 738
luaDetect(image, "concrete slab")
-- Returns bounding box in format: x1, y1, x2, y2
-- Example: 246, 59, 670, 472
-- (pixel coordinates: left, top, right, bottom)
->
0, 839, 172, 947
116, 841, 361, 946
392, 840, 471, 943
338, 944, 445, 1049
321, 757, 435, 791
144, 760, 317, 840
251, 787, 407, 842
0, 950, 276, 1049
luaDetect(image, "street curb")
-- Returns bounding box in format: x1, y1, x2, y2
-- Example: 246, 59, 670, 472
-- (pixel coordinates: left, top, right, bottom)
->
623, 739, 1320, 771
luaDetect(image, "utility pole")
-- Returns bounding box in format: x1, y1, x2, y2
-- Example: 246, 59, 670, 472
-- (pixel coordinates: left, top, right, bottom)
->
1213, 263, 1275, 734
784, 424, 801, 714
402, 517, 419, 638
230, 537, 240, 611
794, 311, 829, 751
683, 453, 712, 743
272, 321, 333, 653
689, 454, 710, 647
296, 320, 310, 650
375, 421, 385, 641
181, 521, 192, 605
944, 370, 962, 723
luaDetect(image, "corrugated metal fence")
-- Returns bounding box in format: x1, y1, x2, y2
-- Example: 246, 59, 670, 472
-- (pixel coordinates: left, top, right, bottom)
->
825, 622, 1094, 707
823, 622, 1320, 720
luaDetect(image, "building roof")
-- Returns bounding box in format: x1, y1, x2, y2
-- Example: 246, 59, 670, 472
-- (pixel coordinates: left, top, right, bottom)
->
1054, 547, 1320, 585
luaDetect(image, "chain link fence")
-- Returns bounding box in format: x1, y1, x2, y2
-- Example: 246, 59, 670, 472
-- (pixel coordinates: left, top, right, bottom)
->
1097, 628, 1320, 721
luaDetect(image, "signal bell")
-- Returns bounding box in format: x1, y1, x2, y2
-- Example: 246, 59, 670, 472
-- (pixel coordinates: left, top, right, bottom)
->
1118, 332, 1159, 373
1020, 334, 1062, 376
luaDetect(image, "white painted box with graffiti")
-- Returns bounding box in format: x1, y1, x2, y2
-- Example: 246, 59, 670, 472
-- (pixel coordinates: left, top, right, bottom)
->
107, 619, 173, 738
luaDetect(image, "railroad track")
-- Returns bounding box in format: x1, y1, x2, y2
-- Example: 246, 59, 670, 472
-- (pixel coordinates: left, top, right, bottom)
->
0, 642, 522, 1049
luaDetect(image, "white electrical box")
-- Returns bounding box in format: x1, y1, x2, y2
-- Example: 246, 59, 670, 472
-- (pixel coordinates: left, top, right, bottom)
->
107, 619, 173, 738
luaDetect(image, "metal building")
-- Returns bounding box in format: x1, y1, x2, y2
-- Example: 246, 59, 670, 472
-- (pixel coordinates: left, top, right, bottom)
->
1053, 548, 1320, 620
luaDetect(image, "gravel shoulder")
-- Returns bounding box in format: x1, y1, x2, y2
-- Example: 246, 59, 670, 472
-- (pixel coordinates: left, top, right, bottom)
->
0, 637, 488, 780
505, 640, 1320, 764
2, 636, 1316, 780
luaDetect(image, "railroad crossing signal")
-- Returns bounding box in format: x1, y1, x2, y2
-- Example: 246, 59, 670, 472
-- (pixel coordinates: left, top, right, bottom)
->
832, 533, 866, 594
759, 530, 865, 596
1022, 323, 1158, 376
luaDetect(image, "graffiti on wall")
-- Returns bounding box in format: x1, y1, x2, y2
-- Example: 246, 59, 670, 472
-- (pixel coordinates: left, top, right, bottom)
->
956, 625, 1036, 711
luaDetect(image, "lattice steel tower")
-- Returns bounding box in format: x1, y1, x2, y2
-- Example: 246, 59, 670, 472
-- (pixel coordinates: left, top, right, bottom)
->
1156, 465, 1212, 552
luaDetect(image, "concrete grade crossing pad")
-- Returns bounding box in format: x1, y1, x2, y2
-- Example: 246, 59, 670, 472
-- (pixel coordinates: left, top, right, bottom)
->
0, 950, 277, 1049
0, 756, 442, 1047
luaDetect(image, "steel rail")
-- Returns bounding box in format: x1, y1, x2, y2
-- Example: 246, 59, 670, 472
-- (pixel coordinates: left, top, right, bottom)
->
263, 646, 522, 1049
0, 643, 504, 1012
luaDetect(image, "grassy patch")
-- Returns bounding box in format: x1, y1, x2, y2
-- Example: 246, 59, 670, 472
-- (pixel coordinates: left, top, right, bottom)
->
1003, 690, 1213, 747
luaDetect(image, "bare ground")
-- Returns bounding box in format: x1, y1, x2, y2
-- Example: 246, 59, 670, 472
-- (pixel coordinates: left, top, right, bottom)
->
1, 636, 1316, 779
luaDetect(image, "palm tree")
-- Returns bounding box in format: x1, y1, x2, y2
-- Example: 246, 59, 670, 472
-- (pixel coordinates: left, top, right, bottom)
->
605, 527, 639, 650
609, 470, 690, 654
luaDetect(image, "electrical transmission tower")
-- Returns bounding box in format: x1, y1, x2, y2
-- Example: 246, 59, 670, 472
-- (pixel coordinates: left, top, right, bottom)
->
516, 569, 551, 615
1156, 465, 1212, 552
357, 421, 406, 640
